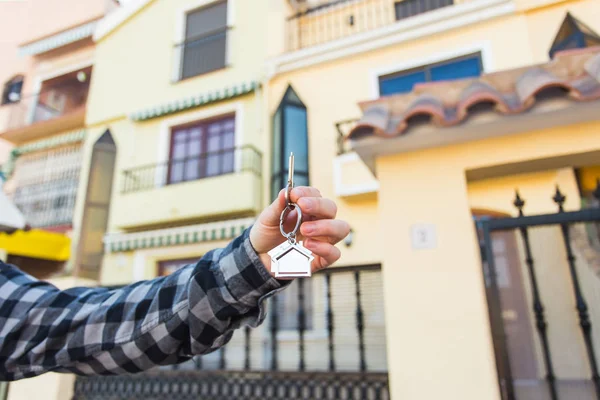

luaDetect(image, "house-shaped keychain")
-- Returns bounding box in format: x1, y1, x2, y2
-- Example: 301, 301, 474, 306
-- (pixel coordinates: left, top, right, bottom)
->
268, 152, 314, 278
268, 240, 314, 278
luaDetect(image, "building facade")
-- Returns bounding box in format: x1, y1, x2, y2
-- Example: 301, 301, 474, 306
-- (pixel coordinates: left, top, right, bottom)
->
1, 0, 600, 399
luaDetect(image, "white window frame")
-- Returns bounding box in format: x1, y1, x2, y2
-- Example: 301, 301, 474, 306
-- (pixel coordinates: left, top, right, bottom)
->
155, 101, 244, 188
172, 0, 235, 82
368, 41, 494, 99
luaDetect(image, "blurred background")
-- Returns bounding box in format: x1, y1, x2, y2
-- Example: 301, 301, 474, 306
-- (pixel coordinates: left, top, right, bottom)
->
0, 0, 599, 399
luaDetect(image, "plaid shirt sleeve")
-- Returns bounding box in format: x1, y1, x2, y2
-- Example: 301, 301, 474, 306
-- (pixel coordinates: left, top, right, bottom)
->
0, 228, 289, 381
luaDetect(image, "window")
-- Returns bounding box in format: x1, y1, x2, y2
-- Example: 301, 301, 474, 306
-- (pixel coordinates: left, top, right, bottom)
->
158, 257, 198, 276
168, 114, 235, 184
178, 1, 228, 80
549, 12, 600, 59
10, 144, 82, 228
395, 0, 453, 21
2, 75, 23, 105
271, 86, 309, 201
379, 53, 482, 96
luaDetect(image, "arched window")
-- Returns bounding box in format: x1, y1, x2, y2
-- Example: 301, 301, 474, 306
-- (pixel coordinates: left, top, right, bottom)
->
1, 75, 24, 105
271, 86, 309, 201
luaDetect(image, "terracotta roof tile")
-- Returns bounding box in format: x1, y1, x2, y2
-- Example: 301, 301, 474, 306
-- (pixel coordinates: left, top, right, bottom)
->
348, 47, 600, 140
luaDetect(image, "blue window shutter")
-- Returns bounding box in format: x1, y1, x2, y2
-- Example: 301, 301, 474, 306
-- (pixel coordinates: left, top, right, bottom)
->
430, 56, 481, 81
379, 70, 427, 96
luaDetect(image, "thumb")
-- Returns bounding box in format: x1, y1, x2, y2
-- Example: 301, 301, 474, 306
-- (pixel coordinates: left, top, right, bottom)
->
258, 189, 287, 226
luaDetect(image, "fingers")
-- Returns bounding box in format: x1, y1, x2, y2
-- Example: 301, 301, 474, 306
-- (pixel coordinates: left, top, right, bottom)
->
300, 219, 350, 244
304, 239, 341, 270
260, 186, 323, 226
297, 197, 337, 219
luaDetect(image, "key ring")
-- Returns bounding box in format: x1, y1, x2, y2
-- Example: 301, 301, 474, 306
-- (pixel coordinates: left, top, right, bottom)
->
280, 203, 302, 244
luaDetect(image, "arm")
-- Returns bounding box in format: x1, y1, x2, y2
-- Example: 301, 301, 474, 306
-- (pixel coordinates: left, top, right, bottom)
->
0, 186, 349, 381
0, 228, 287, 381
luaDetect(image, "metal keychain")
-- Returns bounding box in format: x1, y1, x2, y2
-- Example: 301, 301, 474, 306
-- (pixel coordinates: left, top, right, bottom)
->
268, 152, 314, 278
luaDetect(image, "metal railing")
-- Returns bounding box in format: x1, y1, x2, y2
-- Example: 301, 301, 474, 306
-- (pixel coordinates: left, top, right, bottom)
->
0, 83, 89, 132
286, 0, 456, 51
121, 145, 262, 194
73, 265, 390, 399
335, 118, 359, 155
175, 27, 229, 80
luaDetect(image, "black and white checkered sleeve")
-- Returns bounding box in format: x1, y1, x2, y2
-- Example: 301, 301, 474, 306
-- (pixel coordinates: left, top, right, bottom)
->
0, 227, 289, 381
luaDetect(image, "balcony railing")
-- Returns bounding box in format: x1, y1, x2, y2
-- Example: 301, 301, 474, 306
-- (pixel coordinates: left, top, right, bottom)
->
73, 265, 389, 400
121, 145, 262, 194
0, 82, 89, 133
286, 0, 456, 51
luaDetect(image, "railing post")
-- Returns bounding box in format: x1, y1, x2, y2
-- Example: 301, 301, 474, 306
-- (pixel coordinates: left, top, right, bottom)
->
270, 296, 279, 371
354, 270, 367, 372
244, 326, 251, 370
326, 272, 336, 371
553, 186, 600, 399
297, 279, 306, 371
513, 191, 558, 400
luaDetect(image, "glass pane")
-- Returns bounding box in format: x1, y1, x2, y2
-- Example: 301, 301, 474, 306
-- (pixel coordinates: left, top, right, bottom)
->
189, 126, 202, 139
222, 150, 234, 174
283, 87, 304, 106
184, 159, 200, 181
379, 70, 427, 96
172, 141, 187, 161
170, 160, 184, 183
208, 134, 221, 152
222, 131, 234, 149
186, 1, 227, 39
206, 155, 220, 176
430, 56, 481, 81
283, 106, 309, 174
188, 138, 202, 156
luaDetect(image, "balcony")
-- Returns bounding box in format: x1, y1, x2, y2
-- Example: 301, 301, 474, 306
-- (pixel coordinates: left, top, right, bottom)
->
0, 68, 91, 144
334, 119, 379, 200
286, 0, 458, 52
115, 146, 263, 229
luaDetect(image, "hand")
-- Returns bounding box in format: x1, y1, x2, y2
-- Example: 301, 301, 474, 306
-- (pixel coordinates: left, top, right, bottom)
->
250, 186, 350, 277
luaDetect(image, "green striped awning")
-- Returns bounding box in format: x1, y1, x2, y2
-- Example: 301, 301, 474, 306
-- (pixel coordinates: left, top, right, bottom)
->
130, 81, 259, 122
104, 217, 255, 253
19, 20, 98, 56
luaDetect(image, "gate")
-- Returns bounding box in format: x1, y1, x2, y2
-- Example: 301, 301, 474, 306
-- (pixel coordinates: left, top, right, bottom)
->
477, 186, 600, 400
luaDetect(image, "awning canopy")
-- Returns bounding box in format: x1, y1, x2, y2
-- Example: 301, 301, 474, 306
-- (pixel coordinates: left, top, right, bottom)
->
0, 229, 71, 262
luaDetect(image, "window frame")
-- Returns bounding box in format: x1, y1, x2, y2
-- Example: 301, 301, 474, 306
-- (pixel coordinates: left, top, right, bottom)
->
167, 112, 236, 185
172, 0, 234, 82
378, 52, 483, 96
271, 86, 310, 202
2, 75, 24, 106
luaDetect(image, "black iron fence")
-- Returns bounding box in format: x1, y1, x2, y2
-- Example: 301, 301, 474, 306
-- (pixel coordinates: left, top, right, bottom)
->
73, 265, 389, 399
286, 0, 456, 51
175, 27, 229, 81
476, 183, 600, 400
121, 145, 262, 194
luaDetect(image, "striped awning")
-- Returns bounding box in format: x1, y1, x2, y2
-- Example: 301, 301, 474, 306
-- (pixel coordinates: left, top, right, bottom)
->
19, 20, 98, 56
130, 81, 259, 121
104, 217, 255, 253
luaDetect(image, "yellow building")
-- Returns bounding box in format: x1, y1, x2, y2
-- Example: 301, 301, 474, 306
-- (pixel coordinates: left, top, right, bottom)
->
264, 0, 600, 399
